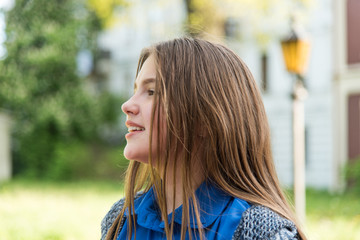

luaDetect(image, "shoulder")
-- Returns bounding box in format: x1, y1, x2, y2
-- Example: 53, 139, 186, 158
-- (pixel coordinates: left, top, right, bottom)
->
101, 198, 126, 240
101, 192, 145, 240
232, 205, 299, 240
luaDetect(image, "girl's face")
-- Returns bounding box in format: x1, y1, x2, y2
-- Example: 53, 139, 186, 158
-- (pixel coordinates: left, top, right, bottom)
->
121, 55, 162, 163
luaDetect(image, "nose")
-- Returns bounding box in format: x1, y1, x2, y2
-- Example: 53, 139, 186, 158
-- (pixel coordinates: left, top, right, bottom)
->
121, 96, 139, 115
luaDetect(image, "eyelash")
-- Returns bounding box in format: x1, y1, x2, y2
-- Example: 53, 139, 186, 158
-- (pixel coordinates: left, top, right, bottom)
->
148, 89, 155, 96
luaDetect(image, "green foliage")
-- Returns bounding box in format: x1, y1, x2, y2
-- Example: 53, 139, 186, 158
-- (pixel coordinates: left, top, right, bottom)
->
0, 0, 125, 179
184, 0, 224, 36
48, 141, 128, 181
305, 188, 360, 240
87, 0, 129, 28
345, 157, 360, 193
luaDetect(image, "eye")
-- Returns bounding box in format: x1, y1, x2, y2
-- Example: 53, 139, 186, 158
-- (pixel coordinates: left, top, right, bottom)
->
148, 89, 155, 96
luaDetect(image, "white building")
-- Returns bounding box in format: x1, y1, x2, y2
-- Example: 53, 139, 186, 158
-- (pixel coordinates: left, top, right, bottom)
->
333, 0, 360, 190
97, 0, 360, 190
239, 0, 335, 189
97, 0, 186, 97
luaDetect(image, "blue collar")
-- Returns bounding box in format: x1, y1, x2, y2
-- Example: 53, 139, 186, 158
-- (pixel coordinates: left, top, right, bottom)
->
125, 181, 232, 231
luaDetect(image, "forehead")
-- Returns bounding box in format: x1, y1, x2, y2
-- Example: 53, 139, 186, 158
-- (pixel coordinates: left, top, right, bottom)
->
134, 55, 157, 89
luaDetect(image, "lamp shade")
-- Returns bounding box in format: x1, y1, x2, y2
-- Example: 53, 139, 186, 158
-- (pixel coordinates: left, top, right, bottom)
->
281, 31, 310, 76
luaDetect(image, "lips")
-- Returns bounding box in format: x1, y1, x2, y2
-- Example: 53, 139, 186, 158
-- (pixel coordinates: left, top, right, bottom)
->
128, 126, 145, 132
125, 120, 145, 134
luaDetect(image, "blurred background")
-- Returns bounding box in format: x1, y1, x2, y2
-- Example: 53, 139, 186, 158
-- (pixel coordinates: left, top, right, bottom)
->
0, 0, 359, 239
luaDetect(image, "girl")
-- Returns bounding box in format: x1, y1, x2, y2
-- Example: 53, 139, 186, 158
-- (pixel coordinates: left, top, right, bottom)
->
101, 37, 306, 240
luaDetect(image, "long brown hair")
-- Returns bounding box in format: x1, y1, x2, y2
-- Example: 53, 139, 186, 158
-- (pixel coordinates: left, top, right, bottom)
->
106, 37, 306, 240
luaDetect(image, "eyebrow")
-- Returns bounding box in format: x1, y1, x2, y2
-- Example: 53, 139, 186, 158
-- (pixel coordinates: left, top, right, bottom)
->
134, 78, 156, 91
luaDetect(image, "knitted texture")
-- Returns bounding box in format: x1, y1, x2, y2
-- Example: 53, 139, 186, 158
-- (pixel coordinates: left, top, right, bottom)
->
101, 199, 298, 240
232, 205, 298, 240
101, 198, 126, 240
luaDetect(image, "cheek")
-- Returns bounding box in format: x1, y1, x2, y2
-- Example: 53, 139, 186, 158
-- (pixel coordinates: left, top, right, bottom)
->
150, 112, 167, 154
154, 109, 167, 139
149, 104, 165, 134
159, 118, 167, 143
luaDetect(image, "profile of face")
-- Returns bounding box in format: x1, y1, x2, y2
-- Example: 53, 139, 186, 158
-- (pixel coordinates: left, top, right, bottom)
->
121, 55, 162, 163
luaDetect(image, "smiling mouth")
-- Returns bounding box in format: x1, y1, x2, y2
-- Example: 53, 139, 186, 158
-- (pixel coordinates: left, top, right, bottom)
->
128, 126, 145, 132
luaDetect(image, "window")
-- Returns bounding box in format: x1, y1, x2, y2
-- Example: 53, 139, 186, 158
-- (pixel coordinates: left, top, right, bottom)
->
347, 0, 360, 65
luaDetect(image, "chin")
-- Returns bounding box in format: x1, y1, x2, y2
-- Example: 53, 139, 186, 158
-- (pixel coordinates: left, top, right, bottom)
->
123, 148, 148, 163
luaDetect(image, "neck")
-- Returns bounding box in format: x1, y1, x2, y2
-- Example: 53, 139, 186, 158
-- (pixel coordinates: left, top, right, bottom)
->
163, 157, 204, 215
164, 171, 183, 214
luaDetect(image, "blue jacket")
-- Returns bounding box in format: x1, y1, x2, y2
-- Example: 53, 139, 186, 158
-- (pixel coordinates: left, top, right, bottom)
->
101, 182, 298, 240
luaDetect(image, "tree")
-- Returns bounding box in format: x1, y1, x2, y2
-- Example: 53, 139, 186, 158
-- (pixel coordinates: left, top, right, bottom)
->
0, 0, 122, 178
184, 0, 315, 46
184, 0, 225, 37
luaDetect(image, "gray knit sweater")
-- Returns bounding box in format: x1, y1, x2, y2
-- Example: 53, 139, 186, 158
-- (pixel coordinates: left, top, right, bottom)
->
101, 198, 298, 240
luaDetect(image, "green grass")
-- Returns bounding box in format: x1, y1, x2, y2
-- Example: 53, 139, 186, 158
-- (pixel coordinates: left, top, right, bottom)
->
305, 188, 360, 240
1, 180, 359, 240
0, 179, 123, 240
